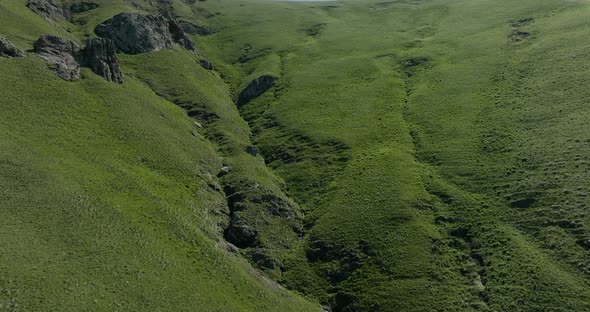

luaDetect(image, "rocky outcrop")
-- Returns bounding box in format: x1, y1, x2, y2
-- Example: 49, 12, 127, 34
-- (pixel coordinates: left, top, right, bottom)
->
222, 176, 303, 253
94, 13, 196, 55
33, 34, 80, 81
26, 0, 70, 21
167, 17, 196, 51
80, 37, 123, 84
0, 37, 24, 57
199, 59, 214, 70
95, 13, 173, 54
70, 2, 99, 13
33, 34, 123, 83
236, 75, 277, 107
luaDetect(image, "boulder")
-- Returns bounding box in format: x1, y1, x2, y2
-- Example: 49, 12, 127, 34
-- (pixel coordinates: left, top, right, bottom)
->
167, 17, 195, 51
199, 59, 214, 70
33, 34, 80, 81
95, 13, 196, 55
70, 2, 99, 13
236, 75, 277, 107
80, 37, 123, 83
0, 37, 24, 57
26, 0, 71, 21
246, 145, 258, 157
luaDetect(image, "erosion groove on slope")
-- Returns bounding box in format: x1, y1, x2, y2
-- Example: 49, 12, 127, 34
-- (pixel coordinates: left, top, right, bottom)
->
124, 53, 308, 277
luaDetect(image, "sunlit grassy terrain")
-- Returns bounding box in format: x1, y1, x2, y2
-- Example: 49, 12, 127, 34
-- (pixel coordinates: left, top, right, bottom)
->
1, 0, 590, 310
196, 0, 590, 310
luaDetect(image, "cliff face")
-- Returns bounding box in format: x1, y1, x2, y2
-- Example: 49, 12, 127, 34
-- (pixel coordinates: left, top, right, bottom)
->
94, 13, 195, 54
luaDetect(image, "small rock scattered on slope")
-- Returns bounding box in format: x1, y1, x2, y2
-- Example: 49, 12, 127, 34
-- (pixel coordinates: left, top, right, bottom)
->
0, 37, 24, 57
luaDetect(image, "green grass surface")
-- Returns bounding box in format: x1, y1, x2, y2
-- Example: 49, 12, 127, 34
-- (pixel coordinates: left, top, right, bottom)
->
2, 0, 590, 310
196, 0, 590, 310
0, 9, 320, 310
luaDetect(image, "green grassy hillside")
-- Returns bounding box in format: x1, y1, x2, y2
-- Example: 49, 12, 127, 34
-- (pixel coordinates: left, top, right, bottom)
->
0, 1, 319, 310
196, 0, 590, 310
1, 0, 590, 311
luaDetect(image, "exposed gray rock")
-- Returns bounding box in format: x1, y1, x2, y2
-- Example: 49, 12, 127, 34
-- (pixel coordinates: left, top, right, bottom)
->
95, 13, 173, 54
0, 37, 24, 57
167, 16, 195, 51
27, 0, 70, 21
70, 2, 99, 13
80, 37, 123, 83
225, 219, 258, 248
94, 13, 196, 55
236, 75, 277, 107
199, 59, 214, 70
33, 34, 80, 81
246, 145, 258, 157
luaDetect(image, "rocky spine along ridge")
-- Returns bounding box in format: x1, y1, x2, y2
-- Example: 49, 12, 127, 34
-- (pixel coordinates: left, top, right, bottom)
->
94, 13, 196, 55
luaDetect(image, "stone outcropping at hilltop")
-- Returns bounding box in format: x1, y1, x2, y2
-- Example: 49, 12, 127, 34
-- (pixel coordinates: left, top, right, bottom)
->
26, 0, 99, 21
33, 34, 124, 83
26, 0, 71, 21
95, 13, 196, 54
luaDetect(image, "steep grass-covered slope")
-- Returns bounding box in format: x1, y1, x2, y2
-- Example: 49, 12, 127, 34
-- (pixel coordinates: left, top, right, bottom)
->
0, 0, 319, 310
196, 0, 590, 310
1, 0, 590, 311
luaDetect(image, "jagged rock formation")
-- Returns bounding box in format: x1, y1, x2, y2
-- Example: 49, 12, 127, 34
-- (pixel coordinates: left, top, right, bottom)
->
26, 0, 71, 21
236, 75, 277, 107
33, 34, 80, 81
33, 34, 123, 83
70, 2, 99, 13
0, 37, 24, 57
95, 13, 195, 55
167, 17, 196, 51
80, 37, 124, 84
95, 13, 173, 54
